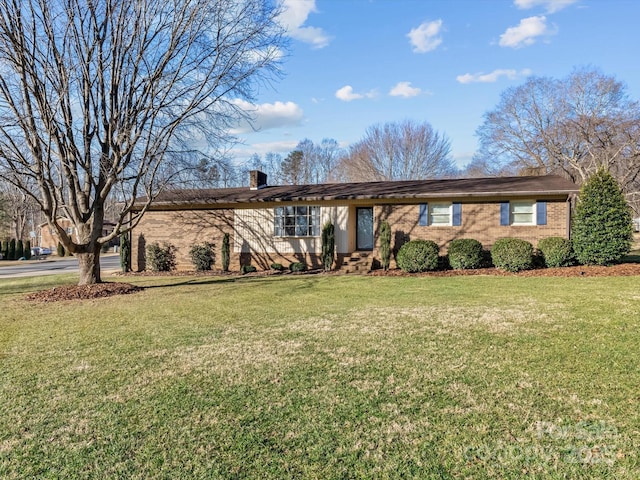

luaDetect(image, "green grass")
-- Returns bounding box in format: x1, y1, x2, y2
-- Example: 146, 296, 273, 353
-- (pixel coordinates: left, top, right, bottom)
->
1, 273, 639, 479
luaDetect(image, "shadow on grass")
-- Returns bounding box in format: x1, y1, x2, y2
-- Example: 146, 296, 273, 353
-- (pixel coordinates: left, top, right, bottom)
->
141, 272, 328, 290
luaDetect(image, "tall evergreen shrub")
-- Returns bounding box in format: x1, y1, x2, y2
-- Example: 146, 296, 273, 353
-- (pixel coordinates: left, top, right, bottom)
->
57, 241, 66, 257
379, 221, 391, 270
8, 238, 16, 260
321, 221, 335, 271
16, 240, 24, 259
25, 240, 32, 260
120, 233, 131, 273
572, 169, 633, 265
221, 233, 230, 272
1, 239, 7, 259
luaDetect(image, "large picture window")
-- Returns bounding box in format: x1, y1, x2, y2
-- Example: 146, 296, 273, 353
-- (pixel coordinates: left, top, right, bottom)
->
274, 205, 321, 237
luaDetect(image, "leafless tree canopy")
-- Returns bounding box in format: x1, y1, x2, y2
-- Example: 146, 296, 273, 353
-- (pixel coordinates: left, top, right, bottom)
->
473, 68, 640, 210
0, 0, 285, 283
335, 120, 455, 182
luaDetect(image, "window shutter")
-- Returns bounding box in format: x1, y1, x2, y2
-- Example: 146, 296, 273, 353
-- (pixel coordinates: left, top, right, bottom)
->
452, 203, 462, 226
500, 202, 510, 226
536, 201, 547, 225
419, 203, 428, 226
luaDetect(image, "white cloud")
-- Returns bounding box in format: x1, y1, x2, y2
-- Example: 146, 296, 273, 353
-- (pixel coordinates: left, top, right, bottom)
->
389, 82, 422, 98
499, 16, 555, 48
514, 0, 578, 13
456, 68, 533, 84
278, 0, 331, 49
335, 85, 377, 102
407, 19, 443, 53
233, 140, 299, 158
230, 99, 304, 134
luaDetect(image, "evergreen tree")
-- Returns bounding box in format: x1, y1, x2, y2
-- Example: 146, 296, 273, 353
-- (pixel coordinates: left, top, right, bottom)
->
1, 239, 7, 259
221, 233, 230, 272
16, 239, 23, 259
379, 221, 392, 270
321, 222, 335, 271
120, 233, 131, 273
25, 240, 31, 260
572, 169, 633, 265
57, 241, 66, 257
8, 238, 15, 260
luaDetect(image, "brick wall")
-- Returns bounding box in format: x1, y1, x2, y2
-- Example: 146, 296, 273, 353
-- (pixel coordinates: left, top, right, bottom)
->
374, 200, 570, 266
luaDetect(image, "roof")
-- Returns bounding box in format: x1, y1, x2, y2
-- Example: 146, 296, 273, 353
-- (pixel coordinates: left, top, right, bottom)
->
137, 175, 578, 208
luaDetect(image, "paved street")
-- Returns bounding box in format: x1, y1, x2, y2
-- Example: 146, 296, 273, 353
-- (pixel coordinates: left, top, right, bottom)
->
0, 254, 121, 279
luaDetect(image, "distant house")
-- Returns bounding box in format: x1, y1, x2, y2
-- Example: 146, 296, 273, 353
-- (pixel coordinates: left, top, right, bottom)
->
39, 218, 116, 251
130, 171, 578, 271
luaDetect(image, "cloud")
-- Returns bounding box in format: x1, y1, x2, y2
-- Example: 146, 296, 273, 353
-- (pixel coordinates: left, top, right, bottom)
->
230, 99, 304, 134
456, 68, 533, 84
407, 19, 443, 53
389, 82, 422, 98
335, 85, 377, 102
514, 0, 578, 13
278, 0, 332, 48
499, 16, 556, 48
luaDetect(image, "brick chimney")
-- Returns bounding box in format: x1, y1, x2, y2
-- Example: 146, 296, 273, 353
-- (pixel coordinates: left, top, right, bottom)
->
249, 170, 268, 190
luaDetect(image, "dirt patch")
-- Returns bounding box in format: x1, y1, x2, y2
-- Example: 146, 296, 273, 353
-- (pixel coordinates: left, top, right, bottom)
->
25, 283, 144, 303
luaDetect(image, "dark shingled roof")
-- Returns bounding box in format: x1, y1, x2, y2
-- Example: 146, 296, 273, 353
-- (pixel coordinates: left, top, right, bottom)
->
139, 175, 578, 208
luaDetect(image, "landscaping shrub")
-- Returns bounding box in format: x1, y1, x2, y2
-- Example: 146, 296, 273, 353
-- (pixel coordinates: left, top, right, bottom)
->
57, 241, 65, 257
240, 264, 257, 274
270, 263, 284, 271
447, 238, 484, 270
379, 221, 392, 270
146, 242, 176, 272
289, 261, 307, 272
120, 234, 131, 273
491, 238, 534, 272
16, 240, 24, 259
1, 239, 8, 259
189, 242, 215, 271
321, 221, 335, 271
221, 233, 230, 272
572, 169, 633, 265
24, 240, 31, 260
396, 239, 439, 273
537, 237, 574, 268
8, 238, 16, 260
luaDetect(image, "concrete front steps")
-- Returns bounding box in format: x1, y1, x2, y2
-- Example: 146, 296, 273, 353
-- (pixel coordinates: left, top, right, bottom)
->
339, 251, 372, 274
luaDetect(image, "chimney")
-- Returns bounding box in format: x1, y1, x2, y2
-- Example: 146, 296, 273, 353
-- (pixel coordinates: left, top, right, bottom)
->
249, 170, 268, 190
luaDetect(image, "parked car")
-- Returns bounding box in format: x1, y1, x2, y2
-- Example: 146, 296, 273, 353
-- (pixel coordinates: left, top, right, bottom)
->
30, 247, 52, 257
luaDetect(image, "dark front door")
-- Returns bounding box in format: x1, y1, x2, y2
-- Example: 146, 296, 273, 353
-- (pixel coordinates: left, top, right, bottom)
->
356, 207, 374, 251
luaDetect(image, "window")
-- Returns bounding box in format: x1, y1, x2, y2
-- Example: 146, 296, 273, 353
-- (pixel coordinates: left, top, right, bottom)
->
66, 227, 74, 235
419, 202, 462, 227
430, 203, 452, 225
274, 205, 320, 237
500, 201, 546, 226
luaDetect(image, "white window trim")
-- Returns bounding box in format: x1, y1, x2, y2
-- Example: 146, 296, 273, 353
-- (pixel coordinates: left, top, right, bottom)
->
429, 202, 452, 226
510, 200, 537, 226
274, 205, 321, 238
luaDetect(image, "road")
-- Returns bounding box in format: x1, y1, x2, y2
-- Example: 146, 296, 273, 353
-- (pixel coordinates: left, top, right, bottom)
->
0, 254, 121, 279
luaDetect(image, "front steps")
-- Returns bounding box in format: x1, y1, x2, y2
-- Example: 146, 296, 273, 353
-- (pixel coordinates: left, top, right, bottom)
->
339, 251, 372, 274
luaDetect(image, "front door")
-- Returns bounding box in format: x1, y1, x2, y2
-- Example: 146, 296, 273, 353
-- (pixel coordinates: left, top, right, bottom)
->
356, 207, 374, 251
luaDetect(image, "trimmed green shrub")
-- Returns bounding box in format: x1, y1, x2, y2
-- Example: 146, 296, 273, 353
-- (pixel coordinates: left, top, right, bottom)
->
146, 242, 176, 272
270, 263, 284, 271
572, 169, 633, 265
396, 239, 439, 273
321, 221, 335, 271
8, 238, 16, 260
240, 264, 257, 274
24, 240, 31, 260
57, 241, 66, 257
189, 242, 215, 271
379, 221, 392, 270
16, 240, 24, 259
120, 233, 131, 273
289, 261, 307, 272
221, 233, 230, 272
537, 237, 574, 268
491, 238, 534, 272
1, 239, 8, 259
447, 238, 484, 270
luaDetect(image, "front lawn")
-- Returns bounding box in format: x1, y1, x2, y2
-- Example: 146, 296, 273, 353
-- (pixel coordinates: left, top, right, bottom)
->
1, 274, 639, 478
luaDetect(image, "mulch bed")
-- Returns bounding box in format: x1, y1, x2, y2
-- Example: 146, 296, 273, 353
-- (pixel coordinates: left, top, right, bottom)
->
24, 263, 640, 302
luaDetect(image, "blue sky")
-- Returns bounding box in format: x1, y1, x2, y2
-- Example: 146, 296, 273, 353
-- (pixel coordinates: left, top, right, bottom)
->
231, 0, 640, 169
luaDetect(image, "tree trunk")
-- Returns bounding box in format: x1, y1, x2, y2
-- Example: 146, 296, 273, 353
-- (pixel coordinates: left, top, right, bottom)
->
77, 250, 101, 285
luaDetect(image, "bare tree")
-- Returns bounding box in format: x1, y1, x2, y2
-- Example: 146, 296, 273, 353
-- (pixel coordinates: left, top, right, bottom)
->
0, 0, 285, 284
335, 120, 455, 182
474, 67, 640, 196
